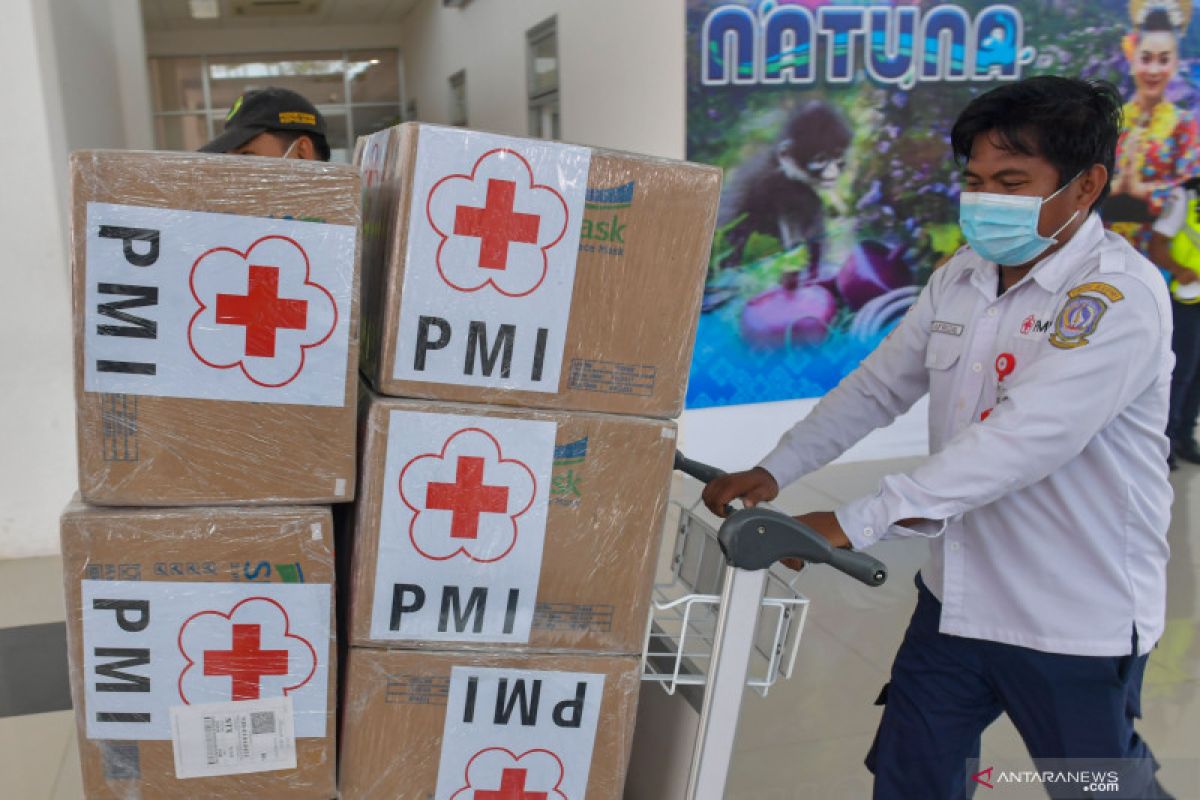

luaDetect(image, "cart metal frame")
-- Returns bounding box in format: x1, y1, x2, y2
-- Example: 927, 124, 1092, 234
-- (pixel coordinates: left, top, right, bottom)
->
640, 453, 887, 799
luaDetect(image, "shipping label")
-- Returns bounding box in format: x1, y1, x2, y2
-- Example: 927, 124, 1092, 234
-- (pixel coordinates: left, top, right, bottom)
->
360, 128, 390, 191
392, 126, 591, 392
80, 580, 331, 741
83, 203, 356, 407
434, 666, 605, 800
170, 696, 297, 779
370, 409, 556, 643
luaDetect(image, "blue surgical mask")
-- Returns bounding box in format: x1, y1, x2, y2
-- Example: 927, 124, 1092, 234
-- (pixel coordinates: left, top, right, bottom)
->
959, 174, 1081, 266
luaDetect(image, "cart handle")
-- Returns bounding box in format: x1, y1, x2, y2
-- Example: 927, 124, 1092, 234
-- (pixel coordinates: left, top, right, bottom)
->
674, 451, 888, 587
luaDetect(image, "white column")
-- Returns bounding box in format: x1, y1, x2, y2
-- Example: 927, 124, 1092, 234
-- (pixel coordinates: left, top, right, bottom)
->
0, 0, 77, 558
112, 0, 156, 151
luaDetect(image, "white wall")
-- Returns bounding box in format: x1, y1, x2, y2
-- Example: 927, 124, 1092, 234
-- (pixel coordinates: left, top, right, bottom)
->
40, 0, 154, 225
0, 0, 153, 559
112, 2, 157, 151
0, 0, 77, 560
397, 0, 685, 158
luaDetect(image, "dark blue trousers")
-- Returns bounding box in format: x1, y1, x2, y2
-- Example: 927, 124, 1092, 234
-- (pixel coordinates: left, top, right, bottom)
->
1168, 299, 1200, 444
865, 576, 1169, 799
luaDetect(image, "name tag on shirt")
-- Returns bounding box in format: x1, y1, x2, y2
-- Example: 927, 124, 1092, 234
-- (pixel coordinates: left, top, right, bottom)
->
931, 320, 964, 337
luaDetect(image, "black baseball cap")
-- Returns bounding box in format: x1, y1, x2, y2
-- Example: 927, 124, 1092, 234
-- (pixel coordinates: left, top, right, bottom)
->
200, 87, 330, 159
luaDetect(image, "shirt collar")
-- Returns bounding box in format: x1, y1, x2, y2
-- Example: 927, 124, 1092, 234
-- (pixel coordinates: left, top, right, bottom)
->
963, 213, 1103, 297
1029, 213, 1103, 293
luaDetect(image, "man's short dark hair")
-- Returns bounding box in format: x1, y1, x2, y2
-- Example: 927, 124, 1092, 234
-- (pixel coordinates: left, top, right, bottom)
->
272, 130, 331, 162
950, 76, 1122, 211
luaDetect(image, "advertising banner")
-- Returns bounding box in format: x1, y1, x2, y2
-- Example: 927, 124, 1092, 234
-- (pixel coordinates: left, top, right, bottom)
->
686, 0, 1200, 409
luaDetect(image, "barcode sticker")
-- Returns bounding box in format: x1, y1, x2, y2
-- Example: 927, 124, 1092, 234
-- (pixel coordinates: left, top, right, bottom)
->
170, 696, 297, 779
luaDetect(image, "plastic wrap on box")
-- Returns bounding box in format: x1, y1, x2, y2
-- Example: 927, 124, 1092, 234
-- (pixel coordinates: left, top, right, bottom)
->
60, 500, 337, 799
71, 150, 361, 506
338, 647, 640, 799
354, 122, 721, 418
343, 387, 675, 653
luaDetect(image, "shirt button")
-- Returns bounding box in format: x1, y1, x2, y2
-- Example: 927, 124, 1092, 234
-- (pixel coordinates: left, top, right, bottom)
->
987, 308, 998, 317
972, 362, 982, 373
863, 527, 875, 539
950, 542, 961, 552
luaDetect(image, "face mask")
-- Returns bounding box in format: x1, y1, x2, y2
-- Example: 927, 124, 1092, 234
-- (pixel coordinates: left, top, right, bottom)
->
282, 138, 301, 159
959, 174, 1082, 266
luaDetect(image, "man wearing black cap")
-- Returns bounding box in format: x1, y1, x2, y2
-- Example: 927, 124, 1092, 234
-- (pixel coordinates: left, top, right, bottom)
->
200, 87, 331, 161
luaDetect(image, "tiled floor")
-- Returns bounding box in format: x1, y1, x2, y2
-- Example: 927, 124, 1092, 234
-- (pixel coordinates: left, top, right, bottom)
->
0, 557, 82, 799
719, 458, 1200, 800
3, 458, 1199, 798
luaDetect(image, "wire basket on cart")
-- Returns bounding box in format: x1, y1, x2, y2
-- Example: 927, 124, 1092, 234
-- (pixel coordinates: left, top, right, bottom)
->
641, 497, 810, 697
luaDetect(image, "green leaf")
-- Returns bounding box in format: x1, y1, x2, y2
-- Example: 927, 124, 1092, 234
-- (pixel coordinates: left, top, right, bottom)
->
743, 231, 783, 262
928, 223, 964, 255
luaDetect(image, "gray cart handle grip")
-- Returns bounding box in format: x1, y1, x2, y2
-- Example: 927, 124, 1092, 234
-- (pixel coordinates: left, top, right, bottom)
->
673, 451, 888, 587
674, 451, 728, 485
717, 507, 887, 587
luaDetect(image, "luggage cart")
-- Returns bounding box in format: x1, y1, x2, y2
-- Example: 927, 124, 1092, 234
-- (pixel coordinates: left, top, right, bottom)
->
636, 452, 888, 800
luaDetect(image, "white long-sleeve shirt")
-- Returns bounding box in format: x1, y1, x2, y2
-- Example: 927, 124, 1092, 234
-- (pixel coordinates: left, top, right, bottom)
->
759, 215, 1172, 656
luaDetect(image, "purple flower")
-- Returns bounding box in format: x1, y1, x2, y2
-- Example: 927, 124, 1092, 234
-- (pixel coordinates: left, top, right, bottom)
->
857, 180, 884, 210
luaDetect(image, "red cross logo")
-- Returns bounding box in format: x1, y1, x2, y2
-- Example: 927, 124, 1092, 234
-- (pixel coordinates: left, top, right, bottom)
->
474, 769, 547, 800
454, 179, 541, 271
453, 747, 566, 800
426, 456, 510, 540
177, 596, 318, 706
188, 235, 338, 388
203, 623, 290, 701
215, 264, 309, 358
426, 148, 570, 297
399, 427, 537, 563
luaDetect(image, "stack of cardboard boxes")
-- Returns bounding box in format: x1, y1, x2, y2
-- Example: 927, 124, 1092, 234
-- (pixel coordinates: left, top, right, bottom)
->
337, 124, 720, 798
58, 124, 719, 799
62, 151, 362, 798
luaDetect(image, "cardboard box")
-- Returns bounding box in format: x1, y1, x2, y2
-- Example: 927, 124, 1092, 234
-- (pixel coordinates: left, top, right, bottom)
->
61, 501, 338, 799
356, 123, 720, 418
338, 647, 640, 800
345, 390, 675, 653
71, 150, 361, 506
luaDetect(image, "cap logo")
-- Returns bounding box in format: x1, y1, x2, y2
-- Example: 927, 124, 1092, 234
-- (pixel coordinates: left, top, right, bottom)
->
279, 111, 317, 126
226, 95, 244, 121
